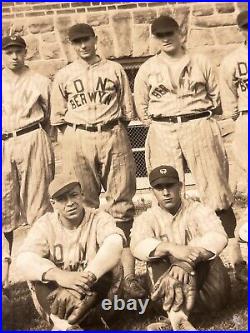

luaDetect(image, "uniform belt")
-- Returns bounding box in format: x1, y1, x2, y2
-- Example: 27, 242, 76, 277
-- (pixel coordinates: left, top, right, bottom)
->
152, 111, 212, 124
67, 119, 119, 132
2, 123, 41, 141
239, 110, 248, 115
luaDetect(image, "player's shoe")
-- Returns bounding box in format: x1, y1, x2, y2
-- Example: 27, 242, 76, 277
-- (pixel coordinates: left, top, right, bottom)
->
122, 275, 147, 299
175, 319, 197, 330
146, 316, 170, 330
66, 325, 83, 331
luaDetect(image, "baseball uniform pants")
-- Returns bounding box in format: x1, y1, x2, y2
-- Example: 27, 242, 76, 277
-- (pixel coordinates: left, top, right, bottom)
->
145, 117, 233, 211
147, 256, 230, 314
2, 128, 55, 233
61, 123, 136, 234
28, 268, 123, 327
233, 113, 248, 175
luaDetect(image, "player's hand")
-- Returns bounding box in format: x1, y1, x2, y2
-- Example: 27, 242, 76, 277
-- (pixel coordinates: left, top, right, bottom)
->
232, 110, 240, 121
54, 270, 96, 296
168, 266, 190, 284
169, 245, 201, 265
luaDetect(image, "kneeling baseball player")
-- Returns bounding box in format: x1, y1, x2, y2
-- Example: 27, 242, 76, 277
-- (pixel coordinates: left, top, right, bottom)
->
16, 175, 125, 330
131, 166, 231, 331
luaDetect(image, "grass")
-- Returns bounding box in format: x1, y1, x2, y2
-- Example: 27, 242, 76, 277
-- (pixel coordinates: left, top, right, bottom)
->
2, 270, 248, 331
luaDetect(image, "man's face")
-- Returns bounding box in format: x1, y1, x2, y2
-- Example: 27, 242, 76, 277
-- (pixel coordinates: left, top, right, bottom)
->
240, 23, 248, 42
2, 46, 26, 71
52, 184, 84, 222
71, 36, 97, 61
152, 182, 182, 214
154, 30, 182, 55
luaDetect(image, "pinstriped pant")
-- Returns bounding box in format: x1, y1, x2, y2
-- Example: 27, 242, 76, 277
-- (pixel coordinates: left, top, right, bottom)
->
2, 128, 55, 233
233, 114, 248, 175
61, 124, 136, 224
145, 118, 233, 211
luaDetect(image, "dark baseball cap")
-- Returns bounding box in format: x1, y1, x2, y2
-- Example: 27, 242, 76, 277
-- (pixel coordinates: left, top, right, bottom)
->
151, 15, 179, 36
49, 175, 81, 199
68, 23, 95, 42
2, 35, 26, 50
237, 10, 248, 28
149, 165, 180, 188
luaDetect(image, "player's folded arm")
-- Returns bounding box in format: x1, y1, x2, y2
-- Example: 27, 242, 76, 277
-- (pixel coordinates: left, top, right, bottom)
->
86, 233, 123, 280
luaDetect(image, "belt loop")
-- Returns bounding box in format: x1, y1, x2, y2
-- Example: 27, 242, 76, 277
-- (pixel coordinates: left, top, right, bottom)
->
38, 123, 42, 129
13, 130, 17, 138
73, 124, 77, 131
177, 116, 182, 124
97, 124, 101, 133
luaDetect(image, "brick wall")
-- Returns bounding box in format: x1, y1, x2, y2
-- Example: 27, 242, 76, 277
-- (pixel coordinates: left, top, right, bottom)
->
2, 2, 248, 78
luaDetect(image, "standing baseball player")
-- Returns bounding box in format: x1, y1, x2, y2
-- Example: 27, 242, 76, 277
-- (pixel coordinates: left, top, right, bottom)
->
2, 35, 55, 290
220, 10, 248, 283
16, 175, 125, 330
220, 10, 248, 175
51, 23, 145, 298
131, 165, 230, 331
134, 15, 244, 274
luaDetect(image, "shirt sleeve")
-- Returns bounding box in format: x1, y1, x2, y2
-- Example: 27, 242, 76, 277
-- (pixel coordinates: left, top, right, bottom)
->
50, 70, 68, 126
96, 211, 126, 247
117, 64, 135, 122
187, 203, 228, 257
219, 56, 238, 117
130, 211, 161, 261
201, 55, 221, 110
17, 217, 56, 281
38, 76, 51, 124
134, 64, 151, 123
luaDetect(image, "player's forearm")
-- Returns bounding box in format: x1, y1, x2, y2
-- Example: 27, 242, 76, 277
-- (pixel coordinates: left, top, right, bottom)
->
153, 241, 177, 258
16, 252, 56, 282
86, 234, 123, 280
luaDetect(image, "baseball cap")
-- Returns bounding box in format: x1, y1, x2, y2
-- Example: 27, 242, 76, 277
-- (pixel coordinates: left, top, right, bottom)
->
2, 35, 26, 50
68, 23, 95, 42
237, 10, 248, 28
49, 175, 81, 199
149, 165, 180, 188
151, 15, 179, 36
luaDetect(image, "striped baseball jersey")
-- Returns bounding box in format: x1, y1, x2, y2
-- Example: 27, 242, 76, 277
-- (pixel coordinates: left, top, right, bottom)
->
134, 51, 220, 122
50, 58, 135, 126
18, 207, 125, 281
220, 44, 248, 117
2, 66, 51, 133
130, 199, 227, 262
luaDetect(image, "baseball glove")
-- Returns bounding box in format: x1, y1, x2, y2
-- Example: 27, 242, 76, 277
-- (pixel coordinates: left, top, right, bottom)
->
47, 287, 98, 325
171, 261, 196, 311
151, 261, 197, 313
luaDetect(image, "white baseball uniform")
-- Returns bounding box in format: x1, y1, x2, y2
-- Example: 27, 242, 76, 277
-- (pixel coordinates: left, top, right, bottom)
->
17, 207, 125, 323
134, 52, 233, 211
51, 58, 136, 234
220, 43, 248, 173
2, 66, 55, 233
130, 198, 230, 311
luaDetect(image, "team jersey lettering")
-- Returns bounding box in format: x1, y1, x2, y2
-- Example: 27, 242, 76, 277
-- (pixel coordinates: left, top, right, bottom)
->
69, 77, 115, 109
237, 62, 248, 92
152, 84, 170, 98
52, 243, 87, 271
53, 244, 63, 264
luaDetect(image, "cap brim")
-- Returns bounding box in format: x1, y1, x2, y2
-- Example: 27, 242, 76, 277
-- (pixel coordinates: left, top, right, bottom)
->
51, 181, 80, 199
150, 177, 178, 188
70, 32, 95, 41
153, 27, 178, 35
2, 42, 26, 49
